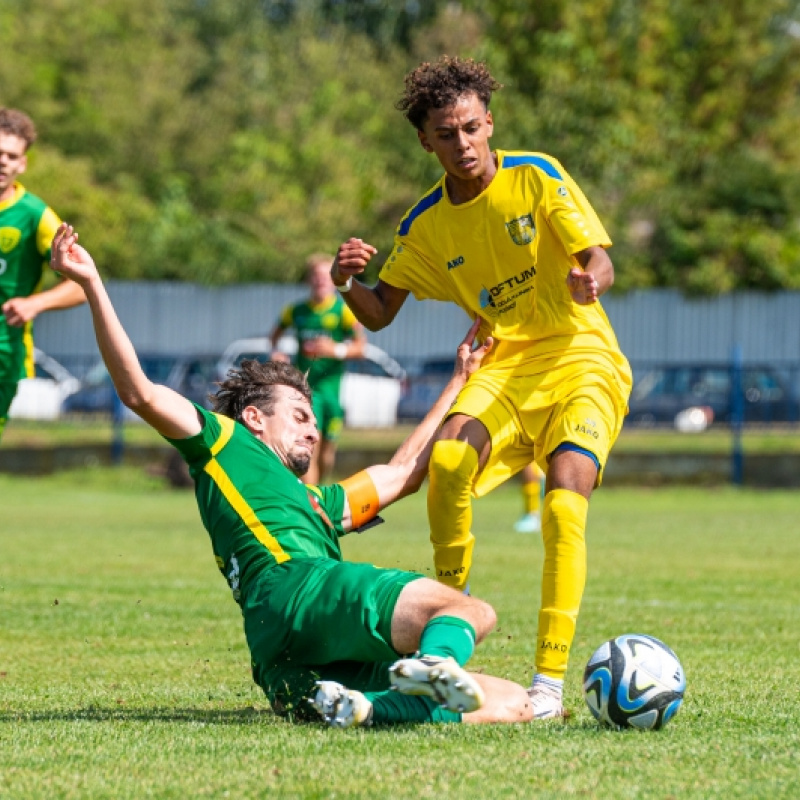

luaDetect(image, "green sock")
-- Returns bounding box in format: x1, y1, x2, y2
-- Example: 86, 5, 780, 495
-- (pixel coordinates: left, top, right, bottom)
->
418, 615, 476, 666
365, 691, 461, 724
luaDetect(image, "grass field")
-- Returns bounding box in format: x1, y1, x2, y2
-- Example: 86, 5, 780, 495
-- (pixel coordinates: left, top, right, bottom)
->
1, 468, 799, 798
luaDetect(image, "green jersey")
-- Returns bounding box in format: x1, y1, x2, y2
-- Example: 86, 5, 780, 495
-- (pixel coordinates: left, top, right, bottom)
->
0, 183, 60, 381
166, 405, 349, 605
279, 294, 359, 386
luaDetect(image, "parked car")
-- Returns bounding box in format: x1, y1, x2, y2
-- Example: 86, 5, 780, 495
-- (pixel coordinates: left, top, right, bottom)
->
8, 349, 81, 420
63, 354, 221, 417
627, 364, 800, 426
218, 337, 407, 428
396, 357, 453, 423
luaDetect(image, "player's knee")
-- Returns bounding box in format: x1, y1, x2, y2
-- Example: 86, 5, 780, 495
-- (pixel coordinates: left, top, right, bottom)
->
464, 595, 497, 640
429, 439, 479, 492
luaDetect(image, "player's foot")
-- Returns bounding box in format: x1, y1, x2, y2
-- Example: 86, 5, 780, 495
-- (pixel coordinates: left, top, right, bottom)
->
527, 684, 568, 720
514, 512, 541, 534
389, 656, 484, 713
308, 681, 373, 729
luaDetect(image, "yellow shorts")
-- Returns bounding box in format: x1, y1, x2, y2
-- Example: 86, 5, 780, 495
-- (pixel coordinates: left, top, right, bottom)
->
448, 357, 631, 498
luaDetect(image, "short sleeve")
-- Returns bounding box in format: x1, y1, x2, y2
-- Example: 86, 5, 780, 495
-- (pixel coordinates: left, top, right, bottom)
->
341, 304, 360, 333
279, 305, 294, 328
163, 404, 229, 475
545, 164, 611, 255
379, 237, 450, 302
37, 207, 61, 258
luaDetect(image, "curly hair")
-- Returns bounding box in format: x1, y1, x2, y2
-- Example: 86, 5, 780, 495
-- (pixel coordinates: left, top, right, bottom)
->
0, 108, 37, 149
212, 359, 312, 422
396, 56, 502, 131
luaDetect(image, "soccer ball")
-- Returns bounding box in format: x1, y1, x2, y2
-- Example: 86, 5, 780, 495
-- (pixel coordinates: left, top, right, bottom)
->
582, 634, 686, 730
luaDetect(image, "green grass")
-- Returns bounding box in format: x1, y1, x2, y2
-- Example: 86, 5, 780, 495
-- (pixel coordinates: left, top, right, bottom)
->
1, 470, 799, 798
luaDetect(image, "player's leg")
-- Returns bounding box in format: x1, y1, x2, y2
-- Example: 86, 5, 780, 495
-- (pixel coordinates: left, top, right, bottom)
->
303, 388, 330, 484
427, 414, 491, 591
253, 565, 506, 726
514, 462, 545, 533
385, 575, 496, 712
0, 382, 19, 442
318, 397, 343, 482
306, 663, 533, 727
531, 383, 626, 719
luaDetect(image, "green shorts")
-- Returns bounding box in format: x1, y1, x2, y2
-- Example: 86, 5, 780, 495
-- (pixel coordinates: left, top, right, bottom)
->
311, 380, 344, 441
0, 381, 20, 435
244, 558, 423, 717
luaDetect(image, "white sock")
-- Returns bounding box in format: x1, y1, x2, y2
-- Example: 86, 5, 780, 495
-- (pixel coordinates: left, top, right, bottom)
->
532, 673, 564, 697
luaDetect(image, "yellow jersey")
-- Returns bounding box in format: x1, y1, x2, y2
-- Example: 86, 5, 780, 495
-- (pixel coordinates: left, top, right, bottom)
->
379, 150, 628, 376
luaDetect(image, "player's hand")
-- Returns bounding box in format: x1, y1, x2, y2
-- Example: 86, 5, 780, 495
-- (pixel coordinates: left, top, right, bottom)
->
566, 267, 599, 305
302, 336, 337, 358
332, 238, 378, 285
50, 224, 98, 286
1, 295, 44, 327
270, 351, 291, 364
453, 317, 493, 382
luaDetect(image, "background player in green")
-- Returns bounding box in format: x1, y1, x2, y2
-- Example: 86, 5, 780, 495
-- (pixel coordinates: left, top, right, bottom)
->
51, 222, 537, 729
0, 107, 85, 439
269, 252, 366, 483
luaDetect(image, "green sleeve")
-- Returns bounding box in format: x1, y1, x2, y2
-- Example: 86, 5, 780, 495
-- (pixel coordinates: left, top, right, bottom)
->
317, 483, 348, 538
162, 404, 225, 475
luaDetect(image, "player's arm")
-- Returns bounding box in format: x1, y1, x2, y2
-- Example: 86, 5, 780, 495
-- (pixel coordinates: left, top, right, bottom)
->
268, 318, 292, 363
302, 319, 367, 360
338, 319, 492, 532
331, 238, 409, 331
566, 246, 615, 305
50, 224, 201, 440
1, 274, 86, 327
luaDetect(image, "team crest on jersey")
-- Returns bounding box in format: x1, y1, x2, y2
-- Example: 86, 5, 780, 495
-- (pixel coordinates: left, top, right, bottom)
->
322, 313, 339, 330
505, 215, 536, 246
0, 228, 21, 253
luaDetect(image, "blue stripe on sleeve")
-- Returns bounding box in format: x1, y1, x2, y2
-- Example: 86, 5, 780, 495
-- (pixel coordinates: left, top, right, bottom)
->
398, 186, 444, 236
502, 154, 563, 180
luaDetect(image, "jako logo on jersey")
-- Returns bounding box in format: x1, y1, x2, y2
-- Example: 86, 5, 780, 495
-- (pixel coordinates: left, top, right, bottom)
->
0, 228, 21, 253
447, 255, 464, 270
557, 186, 569, 197
505, 214, 536, 245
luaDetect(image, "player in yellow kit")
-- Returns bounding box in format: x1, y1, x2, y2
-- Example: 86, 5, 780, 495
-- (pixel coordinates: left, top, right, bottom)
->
331, 56, 632, 719
514, 463, 545, 534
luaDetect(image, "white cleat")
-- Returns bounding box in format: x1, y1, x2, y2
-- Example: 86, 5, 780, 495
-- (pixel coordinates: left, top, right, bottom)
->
389, 656, 485, 714
308, 681, 373, 729
527, 684, 568, 720
514, 512, 541, 534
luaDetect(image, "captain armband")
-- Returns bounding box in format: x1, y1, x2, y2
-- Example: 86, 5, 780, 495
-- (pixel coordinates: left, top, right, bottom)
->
340, 470, 382, 532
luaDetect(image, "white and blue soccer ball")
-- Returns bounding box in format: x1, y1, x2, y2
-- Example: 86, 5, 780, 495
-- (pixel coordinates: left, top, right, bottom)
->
583, 634, 686, 730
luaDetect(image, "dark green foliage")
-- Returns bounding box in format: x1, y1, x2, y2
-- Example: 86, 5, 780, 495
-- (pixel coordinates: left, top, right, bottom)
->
2, 0, 799, 291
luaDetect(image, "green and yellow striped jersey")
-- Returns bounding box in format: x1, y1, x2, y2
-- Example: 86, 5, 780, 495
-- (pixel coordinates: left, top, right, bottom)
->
0, 182, 60, 380
167, 405, 348, 604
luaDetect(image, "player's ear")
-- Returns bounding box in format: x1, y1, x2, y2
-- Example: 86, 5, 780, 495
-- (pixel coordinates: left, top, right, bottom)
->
485, 110, 494, 139
17, 154, 27, 175
240, 405, 265, 434
418, 129, 433, 153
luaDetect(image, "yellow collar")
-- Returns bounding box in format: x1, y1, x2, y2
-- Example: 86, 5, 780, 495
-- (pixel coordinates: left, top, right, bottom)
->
0, 182, 25, 213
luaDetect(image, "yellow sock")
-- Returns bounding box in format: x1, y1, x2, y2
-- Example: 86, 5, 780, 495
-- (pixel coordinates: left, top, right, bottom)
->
427, 439, 479, 591
536, 489, 589, 679
522, 481, 541, 516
